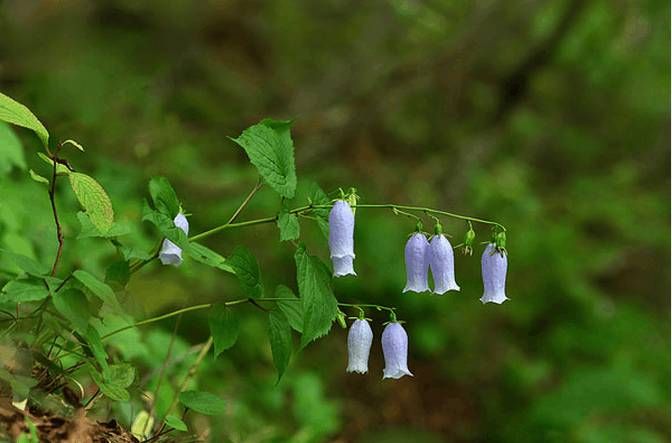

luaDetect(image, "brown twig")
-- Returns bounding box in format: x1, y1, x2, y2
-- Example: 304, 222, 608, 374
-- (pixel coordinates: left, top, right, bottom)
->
48, 147, 64, 276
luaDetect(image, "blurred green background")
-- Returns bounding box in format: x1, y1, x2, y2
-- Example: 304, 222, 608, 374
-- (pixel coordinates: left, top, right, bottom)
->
0, 0, 669, 442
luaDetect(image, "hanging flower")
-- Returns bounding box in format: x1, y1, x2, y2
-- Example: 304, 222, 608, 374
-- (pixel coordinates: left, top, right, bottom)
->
159, 213, 189, 266
428, 234, 460, 294
346, 319, 373, 374
382, 322, 413, 379
403, 233, 430, 293
480, 243, 509, 304
328, 200, 356, 277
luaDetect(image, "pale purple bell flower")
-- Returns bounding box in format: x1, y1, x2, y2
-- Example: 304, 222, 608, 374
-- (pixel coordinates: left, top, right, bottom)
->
480, 243, 509, 304
403, 233, 430, 293
328, 200, 356, 277
346, 319, 373, 374
159, 213, 189, 266
428, 234, 460, 294
382, 322, 413, 379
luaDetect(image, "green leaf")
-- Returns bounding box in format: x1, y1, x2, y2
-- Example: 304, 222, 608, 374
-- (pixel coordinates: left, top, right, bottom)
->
73, 270, 121, 310
61, 139, 84, 151
268, 310, 292, 382
142, 202, 188, 248
208, 304, 240, 358
187, 243, 235, 273
178, 390, 226, 416
0, 249, 49, 277
230, 119, 297, 198
277, 206, 300, 241
76, 212, 129, 239
294, 245, 338, 348
228, 246, 263, 298
53, 288, 90, 333
28, 169, 49, 185
307, 181, 330, 238
82, 326, 109, 374
68, 172, 114, 234
37, 152, 70, 175
275, 285, 303, 333
106, 363, 136, 388
105, 260, 130, 290
89, 365, 129, 402
0, 91, 49, 147
148, 176, 180, 217
0, 122, 26, 175
164, 414, 188, 432
1, 279, 49, 303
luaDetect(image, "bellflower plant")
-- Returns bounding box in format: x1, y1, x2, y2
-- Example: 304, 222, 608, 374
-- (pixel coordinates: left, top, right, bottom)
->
159, 212, 189, 266
428, 229, 460, 294
328, 199, 356, 277
480, 243, 509, 304
346, 319, 373, 374
382, 321, 413, 379
403, 232, 430, 293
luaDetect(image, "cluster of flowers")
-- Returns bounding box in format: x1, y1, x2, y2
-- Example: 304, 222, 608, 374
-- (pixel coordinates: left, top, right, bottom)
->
329, 199, 509, 379
328, 200, 509, 304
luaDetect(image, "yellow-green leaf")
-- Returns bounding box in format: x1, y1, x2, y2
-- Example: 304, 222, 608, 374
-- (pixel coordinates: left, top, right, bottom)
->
0, 92, 49, 148
68, 172, 114, 234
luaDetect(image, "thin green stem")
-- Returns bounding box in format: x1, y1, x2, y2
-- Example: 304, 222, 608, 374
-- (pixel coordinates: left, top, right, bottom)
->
338, 302, 396, 313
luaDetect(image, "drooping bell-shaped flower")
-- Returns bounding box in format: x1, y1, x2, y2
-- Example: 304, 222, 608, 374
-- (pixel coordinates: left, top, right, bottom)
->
346, 319, 373, 374
403, 233, 430, 293
428, 234, 460, 294
481, 243, 509, 304
328, 200, 356, 277
382, 322, 413, 379
159, 213, 189, 266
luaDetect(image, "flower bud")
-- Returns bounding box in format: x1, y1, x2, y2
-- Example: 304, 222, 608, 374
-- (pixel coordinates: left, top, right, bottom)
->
328, 200, 356, 277
428, 234, 460, 294
346, 319, 373, 374
403, 233, 430, 293
462, 223, 476, 256
159, 213, 189, 266
381, 322, 413, 379
480, 243, 509, 304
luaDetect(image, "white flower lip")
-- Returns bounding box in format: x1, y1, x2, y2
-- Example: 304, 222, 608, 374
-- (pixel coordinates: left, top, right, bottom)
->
428, 234, 460, 294
403, 232, 430, 293
381, 322, 413, 380
346, 319, 373, 374
328, 200, 356, 277
159, 212, 189, 267
480, 243, 509, 304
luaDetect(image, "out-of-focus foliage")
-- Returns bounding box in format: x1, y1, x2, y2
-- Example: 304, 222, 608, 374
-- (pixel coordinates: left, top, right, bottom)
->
0, 0, 668, 441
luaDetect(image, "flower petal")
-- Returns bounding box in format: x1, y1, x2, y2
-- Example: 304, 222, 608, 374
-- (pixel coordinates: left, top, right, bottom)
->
332, 255, 356, 277
382, 322, 413, 379
428, 234, 460, 294
346, 319, 373, 374
480, 243, 509, 304
403, 233, 430, 293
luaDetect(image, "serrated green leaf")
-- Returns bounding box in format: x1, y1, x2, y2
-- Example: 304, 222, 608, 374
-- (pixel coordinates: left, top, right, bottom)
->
73, 270, 120, 310
268, 310, 292, 382
76, 212, 130, 239
228, 246, 263, 298
277, 207, 300, 241
106, 363, 135, 388
89, 365, 129, 401
0, 122, 26, 175
142, 202, 188, 248
230, 119, 297, 198
68, 172, 114, 234
208, 304, 240, 358
0, 92, 49, 147
28, 169, 49, 185
295, 245, 338, 348
179, 390, 226, 416
0, 249, 49, 277
275, 285, 303, 333
149, 176, 180, 217
187, 243, 235, 273
1, 279, 49, 303
164, 414, 188, 432
53, 288, 90, 333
